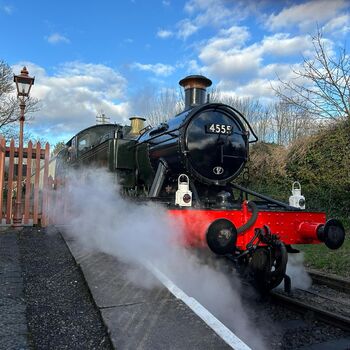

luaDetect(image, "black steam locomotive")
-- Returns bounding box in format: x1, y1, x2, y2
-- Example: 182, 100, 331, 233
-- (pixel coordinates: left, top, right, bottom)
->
57, 75, 345, 291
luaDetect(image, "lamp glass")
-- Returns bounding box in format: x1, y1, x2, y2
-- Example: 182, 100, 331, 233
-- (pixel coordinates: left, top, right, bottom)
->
14, 75, 34, 97
18, 81, 30, 96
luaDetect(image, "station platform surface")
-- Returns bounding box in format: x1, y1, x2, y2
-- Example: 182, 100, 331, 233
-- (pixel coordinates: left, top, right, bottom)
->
1, 226, 113, 350
61, 229, 233, 350
0, 229, 30, 350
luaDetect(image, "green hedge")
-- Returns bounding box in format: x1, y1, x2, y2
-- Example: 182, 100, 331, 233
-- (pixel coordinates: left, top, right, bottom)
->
286, 120, 350, 225
244, 120, 350, 227
244, 142, 290, 201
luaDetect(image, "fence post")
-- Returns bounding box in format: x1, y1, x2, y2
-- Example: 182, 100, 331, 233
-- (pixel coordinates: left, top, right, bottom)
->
47, 175, 54, 225
24, 141, 33, 224
0, 137, 6, 223
41, 143, 50, 227
33, 142, 41, 225
6, 139, 15, 224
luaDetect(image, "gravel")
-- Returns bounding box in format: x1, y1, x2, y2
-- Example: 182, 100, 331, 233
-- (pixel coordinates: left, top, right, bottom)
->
18, 227, 113, 350
245, 295, 350, 349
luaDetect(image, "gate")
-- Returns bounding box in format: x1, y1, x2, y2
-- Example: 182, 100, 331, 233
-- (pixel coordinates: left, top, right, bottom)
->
0, 137, 52, 227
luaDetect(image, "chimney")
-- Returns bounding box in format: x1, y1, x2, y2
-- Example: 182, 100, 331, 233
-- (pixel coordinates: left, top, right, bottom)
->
179, 75, 212, 110
129, 116, 146, 135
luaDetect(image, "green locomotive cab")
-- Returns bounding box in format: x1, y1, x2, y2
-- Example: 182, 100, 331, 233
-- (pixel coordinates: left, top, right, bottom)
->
56, 121, 143, 190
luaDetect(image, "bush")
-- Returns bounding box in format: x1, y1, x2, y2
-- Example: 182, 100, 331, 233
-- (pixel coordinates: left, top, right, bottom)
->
242, 120, 350, 227
244, 142, 290, 201
286, 120, 350, 223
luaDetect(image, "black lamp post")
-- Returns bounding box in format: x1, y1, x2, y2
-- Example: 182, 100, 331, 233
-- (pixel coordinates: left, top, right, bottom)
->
13, 66, 35, 227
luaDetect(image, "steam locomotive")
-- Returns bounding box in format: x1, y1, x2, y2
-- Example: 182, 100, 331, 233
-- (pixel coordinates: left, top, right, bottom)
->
57, 75, 345, 291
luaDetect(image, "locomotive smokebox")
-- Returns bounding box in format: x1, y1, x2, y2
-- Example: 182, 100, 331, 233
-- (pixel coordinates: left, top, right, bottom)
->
179, 75, 212, 110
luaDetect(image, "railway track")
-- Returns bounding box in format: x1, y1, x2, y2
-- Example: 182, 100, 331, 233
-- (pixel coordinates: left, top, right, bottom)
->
308, 269, 350, 294
270, 270, 350, 332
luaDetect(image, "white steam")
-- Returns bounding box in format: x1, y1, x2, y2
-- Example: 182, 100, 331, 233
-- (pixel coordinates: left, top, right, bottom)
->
276, 252, 312, 290
285, 253, 312, 290
55, 168, 267, 349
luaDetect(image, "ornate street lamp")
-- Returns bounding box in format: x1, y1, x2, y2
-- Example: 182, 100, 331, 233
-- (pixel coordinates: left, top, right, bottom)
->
13, 67, 35, 227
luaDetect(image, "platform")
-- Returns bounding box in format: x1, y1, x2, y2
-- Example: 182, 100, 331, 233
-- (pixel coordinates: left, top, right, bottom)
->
61, 229, 235, 350
0, 230, 30, 350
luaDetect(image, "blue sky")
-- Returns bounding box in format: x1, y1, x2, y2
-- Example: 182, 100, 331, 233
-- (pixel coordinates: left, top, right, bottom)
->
1, 0, 349, 145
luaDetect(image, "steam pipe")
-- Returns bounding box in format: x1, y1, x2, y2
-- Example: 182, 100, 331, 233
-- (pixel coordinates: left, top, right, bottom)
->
237, 201, 258, 233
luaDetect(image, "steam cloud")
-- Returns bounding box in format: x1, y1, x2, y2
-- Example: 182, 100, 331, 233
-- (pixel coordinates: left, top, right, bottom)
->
55, 168, 267, 349
285, 253, 312, 290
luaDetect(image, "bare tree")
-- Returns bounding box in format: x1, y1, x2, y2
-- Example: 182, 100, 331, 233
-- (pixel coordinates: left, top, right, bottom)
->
134, 86, 183, 126
147, 88, 184, 126
0, 123, 47, 145
0, 60, 39, 130
210, 89, 272, 141
274, 31, 350, 121
270, 101, 317, 145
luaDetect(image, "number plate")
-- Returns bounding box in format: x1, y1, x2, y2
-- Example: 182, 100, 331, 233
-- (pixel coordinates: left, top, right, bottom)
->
205, 124, 233, 135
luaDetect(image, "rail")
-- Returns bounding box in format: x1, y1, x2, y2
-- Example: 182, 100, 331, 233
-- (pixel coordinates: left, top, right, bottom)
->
307, 269, 350, 294
270, 290, 350, 331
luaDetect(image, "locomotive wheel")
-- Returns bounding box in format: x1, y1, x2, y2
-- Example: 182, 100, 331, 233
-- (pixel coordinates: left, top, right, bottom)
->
248, 242, 288, 292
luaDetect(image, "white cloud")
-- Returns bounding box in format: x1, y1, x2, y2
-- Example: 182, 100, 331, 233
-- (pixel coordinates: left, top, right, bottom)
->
177, 19, 198, 39
236, 79, 276, 99
198, 26, 259, 80
157, 29, 173, 39
184, 0, 234, 26
261, 33, 312, 56
200, 46, 262, 80
258, 63, 296, 80
173, 0, 350, 104
175, 0, 242, 39
206, 26, 250, 51
194, 22, 320, 101
162, 0, 170, 6
266, 0, 347, 31
11, 62, 129, 141
216, 78, 277, 102
57, 62, 127, 100
46, 33, 70, 44
2, 5, 13, 14
323, 14, 350, 36
132, 62, 175, 76
187, 59, 202, 73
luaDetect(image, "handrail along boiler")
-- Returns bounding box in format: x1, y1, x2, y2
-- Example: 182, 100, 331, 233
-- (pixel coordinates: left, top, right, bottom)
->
57, 75, 346, 291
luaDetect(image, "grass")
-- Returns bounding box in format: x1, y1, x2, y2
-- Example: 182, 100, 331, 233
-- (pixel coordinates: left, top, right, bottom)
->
298, 232, 350, 278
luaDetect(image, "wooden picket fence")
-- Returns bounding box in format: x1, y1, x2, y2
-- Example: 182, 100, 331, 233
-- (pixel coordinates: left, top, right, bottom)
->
0, 137, 53, 227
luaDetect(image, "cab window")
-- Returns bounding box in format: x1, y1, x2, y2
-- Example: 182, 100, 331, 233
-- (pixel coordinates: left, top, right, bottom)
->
78, 135, 91, 153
